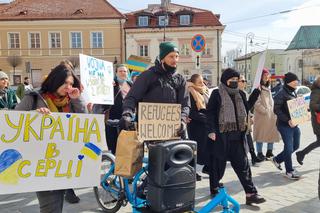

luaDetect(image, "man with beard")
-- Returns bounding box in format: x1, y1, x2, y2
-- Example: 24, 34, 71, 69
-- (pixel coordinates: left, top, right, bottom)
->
16, 76, 33, 100
120, 42, 190, 138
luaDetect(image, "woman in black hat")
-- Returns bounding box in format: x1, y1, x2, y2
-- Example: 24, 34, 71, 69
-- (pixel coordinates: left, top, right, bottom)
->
206, 68, 265, 205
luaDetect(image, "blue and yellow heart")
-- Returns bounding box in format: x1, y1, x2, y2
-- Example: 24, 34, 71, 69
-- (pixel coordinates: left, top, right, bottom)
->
0, 149, 23, 185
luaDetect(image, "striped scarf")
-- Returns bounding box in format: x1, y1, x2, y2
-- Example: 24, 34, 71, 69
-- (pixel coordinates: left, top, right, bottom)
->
43, 93, 70, 112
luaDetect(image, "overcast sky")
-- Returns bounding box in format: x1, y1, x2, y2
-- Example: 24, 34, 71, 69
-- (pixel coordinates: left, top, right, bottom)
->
1, 0, 319, 55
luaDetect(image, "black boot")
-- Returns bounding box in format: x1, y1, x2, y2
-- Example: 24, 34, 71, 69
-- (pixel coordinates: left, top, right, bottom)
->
246, 194, 266, 205
265, 150, 274, 160
196, 173, 202, 181
296, 151, 305, 165
65, 189, 80, 204
257, 152, 265, 161
251, 151, 263, 166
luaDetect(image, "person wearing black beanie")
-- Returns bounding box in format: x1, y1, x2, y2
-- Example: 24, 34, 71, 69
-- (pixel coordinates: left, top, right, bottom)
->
272, 72, 301, 180
206, 68, 265, 205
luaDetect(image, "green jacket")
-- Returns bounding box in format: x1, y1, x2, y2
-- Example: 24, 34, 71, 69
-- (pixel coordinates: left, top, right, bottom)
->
16, 83, 25, 100
0, 88, 18, 109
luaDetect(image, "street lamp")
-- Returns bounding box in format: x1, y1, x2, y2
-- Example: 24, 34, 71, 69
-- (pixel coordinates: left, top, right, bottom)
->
244, 32, 254, 81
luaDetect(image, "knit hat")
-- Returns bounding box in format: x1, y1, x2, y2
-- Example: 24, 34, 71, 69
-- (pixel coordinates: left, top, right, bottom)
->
221, 68, 240, 85
159, 42, 179, 60
0, 71, 8, 80
284, 72, 299, 84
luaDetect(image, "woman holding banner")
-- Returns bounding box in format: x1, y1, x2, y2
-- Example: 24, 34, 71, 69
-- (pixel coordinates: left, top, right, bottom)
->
15, 63, 86, 213
252, 68, 280, 161
0, 71, 18, 110
93, 64, 132, 154
272, 72, 301, 180
296, 76, 320, 165
187, 74, 210, 181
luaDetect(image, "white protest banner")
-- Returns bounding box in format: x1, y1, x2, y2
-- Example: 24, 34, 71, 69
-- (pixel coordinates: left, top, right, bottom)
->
287, 97, 311, 126
138, 103, 181, 141
251, 51, 266, 92
80, 54, 114, 104
0, 111, 106, 195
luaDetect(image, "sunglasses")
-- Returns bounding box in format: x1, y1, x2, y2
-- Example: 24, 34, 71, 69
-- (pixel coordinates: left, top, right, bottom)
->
239, 80, 247, 83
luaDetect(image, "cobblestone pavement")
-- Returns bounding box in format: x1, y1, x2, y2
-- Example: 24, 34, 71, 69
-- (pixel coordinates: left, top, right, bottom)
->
1, 122, 319, 212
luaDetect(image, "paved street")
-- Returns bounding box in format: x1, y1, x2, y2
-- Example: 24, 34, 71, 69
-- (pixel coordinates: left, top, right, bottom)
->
0, 122, 319, 213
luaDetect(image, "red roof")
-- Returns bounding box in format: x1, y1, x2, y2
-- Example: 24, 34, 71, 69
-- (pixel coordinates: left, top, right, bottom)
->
124, 3, 222, 29
0, 0, 125, 21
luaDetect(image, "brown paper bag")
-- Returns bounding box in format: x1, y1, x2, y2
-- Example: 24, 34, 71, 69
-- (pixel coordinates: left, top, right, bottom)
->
114, 130, 143, 178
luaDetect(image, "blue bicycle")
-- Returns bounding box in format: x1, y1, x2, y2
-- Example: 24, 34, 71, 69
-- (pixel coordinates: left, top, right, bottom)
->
93, 120, 240, 213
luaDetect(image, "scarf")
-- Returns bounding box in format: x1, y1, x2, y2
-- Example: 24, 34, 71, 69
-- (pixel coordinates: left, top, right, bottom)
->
187, 82, 209, 110
218, 83, 247, 133
43, 93, 70, 112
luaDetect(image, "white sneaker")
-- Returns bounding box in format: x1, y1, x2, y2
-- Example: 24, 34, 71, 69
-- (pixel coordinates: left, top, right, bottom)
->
285, 171, 300, 180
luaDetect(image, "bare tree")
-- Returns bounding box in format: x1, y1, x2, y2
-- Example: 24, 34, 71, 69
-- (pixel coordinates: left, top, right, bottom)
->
225, 48, 242, 68
7, 55, 22, 75
67, 56, 80, 69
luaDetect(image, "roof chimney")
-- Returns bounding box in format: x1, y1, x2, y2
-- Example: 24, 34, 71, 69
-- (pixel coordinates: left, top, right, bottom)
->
161, 0, 171, 8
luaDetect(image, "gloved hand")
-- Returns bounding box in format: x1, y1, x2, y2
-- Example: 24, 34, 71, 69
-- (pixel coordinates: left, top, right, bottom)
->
177, 120, 187, 139
119, 113, 133, 130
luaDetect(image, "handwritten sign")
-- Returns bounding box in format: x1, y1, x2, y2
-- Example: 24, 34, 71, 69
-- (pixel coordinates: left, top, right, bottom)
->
251, 51, 266, 92
287, 97, 311, 125
80, 54, 114, 104
138, 103, 181, 141
0, 111, 106, 195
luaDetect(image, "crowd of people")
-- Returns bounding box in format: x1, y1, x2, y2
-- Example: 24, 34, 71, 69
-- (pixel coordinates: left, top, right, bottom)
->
1, 41, 320, 212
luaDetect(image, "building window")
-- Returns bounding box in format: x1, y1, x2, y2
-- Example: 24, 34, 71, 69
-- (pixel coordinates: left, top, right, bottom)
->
202, 47, 211, 56
298, 59, 303, 68
139, 45, 148, 57
180, 44, 190, 56
50, 32, 61, 48
91, 32, 103, 48
158, 15, 169, 26
71, 32, 82, 48
271, 63, 275, 69
8, 33, 20, 49
138, 16, 149, 27
179, 15, 190, 25
29, 33, 41, 49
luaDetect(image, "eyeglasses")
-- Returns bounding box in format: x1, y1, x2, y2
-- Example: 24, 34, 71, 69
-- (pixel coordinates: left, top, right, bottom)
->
239, 80, 247, 83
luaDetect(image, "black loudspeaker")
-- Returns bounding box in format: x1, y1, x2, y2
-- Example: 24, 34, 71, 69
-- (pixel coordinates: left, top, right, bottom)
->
147, 140, 197, 212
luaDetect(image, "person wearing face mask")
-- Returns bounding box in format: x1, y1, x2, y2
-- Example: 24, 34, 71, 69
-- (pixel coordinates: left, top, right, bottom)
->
120, 42, 190, 138
93, 64, 132, 154
0, 71, 17, 110
272, 72, 301, 180
252, 69, 280, 161
206, 68, 265, 205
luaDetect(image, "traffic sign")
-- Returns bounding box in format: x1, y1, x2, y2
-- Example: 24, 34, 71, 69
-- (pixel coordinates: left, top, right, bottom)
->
191, 34, 206, 53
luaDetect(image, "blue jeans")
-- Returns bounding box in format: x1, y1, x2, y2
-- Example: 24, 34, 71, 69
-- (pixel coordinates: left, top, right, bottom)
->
274, 125, 300, 173
256, 142, 274, 153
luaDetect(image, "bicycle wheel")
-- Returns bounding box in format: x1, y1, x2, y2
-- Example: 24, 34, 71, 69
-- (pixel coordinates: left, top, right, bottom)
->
94, 153, 123, 212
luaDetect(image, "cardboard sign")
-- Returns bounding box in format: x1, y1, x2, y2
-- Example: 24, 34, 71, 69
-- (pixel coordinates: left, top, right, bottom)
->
0, 111, 106, 195
287, 97, 311, 125
80, 54, 114, 104
251, 51, 266, 92
138, 103, 181, 141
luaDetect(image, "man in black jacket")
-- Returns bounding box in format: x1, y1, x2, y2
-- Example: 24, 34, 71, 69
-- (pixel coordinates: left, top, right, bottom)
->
272, 72, 301, 180
120, 42, 190, 137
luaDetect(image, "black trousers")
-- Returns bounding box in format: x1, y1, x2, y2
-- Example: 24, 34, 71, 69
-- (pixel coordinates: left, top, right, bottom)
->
301, 135, 320, 156
208, 140, 257, 194
106, 125, 119, 154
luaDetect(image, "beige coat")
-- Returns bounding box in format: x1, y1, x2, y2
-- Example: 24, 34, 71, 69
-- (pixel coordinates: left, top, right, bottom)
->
253, 86, 280, 142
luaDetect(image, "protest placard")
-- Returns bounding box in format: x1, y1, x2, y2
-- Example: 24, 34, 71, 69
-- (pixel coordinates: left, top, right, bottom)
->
251, 51, 266, 92
287, 97, 311, 126
0, 111, 106, 195
79, 54, 114, 104
138, 103, 181, 141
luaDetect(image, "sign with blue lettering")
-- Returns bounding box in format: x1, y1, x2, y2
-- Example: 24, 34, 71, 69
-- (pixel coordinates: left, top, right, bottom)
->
191, 34, 206, 53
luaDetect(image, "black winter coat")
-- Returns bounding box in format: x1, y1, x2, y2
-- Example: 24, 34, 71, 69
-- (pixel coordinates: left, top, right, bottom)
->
122, 62, 190, 121
273, 85, 297, 127
206, 88, 260, 159
309, 85, 320, 135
